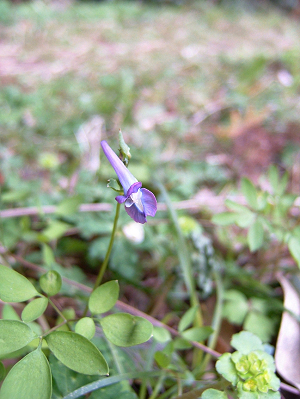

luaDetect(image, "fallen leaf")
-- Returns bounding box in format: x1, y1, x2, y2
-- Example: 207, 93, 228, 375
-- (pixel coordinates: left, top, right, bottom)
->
275, 274, 300, 389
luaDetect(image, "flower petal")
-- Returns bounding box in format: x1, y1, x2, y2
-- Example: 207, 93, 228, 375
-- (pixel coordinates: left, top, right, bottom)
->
125, 204, 147, 224
101, 141, 137, 194
115, 195, 127, 204
127, 182, 142, 197
141, 188, 157, 217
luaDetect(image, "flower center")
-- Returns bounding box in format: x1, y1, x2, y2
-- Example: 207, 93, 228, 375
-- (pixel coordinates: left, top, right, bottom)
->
125, 189, 144, 213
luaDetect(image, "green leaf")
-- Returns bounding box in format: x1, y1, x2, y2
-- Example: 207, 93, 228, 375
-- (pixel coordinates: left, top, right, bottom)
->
0, 349, 52, 399
202, 388, 228, 399
216, 353, 238, 385
268, 165, 279, 193
247, 220, 264, 252
244, 312, 275, 343
235, 211, 255, 228
178, 305, 199, 332
212, 212, 237, 226
45, 331, 108, 375
0, 362, 5, 381
223, 290, 249, 325
42, 221, 71, 241
55, 195, 83, 216
2, 304, 21, 320
75, 317, 96, 340
1, 189, 31, 203
154, 351, 171, 368
107, 178, 122, 192
21, 297, 49, 323
100, 313, 153, 347
0, 265, 38, 302
288, 236, 300, 267
0, 320, 37, 358
241, 178, 258, 210
39, 270, 62, 296
42, 244, 56, 267
225, 200, 250, 213
231, 331, 264, 354
181, 326, 213, 342
88, 280, 119, 314
152, 326, 171, 343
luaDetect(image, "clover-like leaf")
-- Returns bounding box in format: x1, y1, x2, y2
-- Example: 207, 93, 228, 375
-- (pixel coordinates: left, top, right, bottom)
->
21, 297, 49, 323
45, 331, 108, 375
88, 280, 119, 314
0, 265, 38, 302
100, 313, 153, 347
0, 320, 37, 358
0, 349, 52, 399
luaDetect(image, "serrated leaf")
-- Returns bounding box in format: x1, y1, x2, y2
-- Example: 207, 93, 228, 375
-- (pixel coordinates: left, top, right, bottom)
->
88, 280, 119, 314
181, 326, 213, 342
55, 195, 82, 216
216, 353, 238, 385
202, 388, 228, 399
178, 306, 199, 332
231, 331, 264, 354
0, 349, 52, 399
21, 297, 49, 323
0, 320, 37, 358
247, 220, 264, 252
100, 313, 153, 347
241, 178, 258, 210
0, 265, 38, 302
212, 212, 237, 226
288, 236, 300, 267
45, 331, 108, 375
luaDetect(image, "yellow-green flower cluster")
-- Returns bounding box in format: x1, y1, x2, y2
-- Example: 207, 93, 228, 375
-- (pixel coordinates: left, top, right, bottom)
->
231, 351, 279, 395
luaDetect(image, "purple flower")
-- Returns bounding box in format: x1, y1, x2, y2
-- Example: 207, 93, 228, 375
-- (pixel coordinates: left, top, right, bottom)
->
101, 140, 157, 224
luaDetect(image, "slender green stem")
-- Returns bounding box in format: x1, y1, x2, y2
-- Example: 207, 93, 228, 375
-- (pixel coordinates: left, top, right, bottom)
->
199, 269, 224, 374
48, 298, 72, 330
156, 182, 201, 321
94, 202, 121, 290
139, 340, 157, 399
148, 373, 166, 399
83, 202, 121, 317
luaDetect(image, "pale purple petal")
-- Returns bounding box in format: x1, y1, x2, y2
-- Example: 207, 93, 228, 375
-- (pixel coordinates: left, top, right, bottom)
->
125, 204, 147, 224
115, 195, 127, 204
127, 182, 142, 196
141, 188, 157, 217
101, 141, 137, 194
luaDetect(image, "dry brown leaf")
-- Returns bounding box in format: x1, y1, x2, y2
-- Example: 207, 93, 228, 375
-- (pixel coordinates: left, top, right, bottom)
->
275, 274, 300, 390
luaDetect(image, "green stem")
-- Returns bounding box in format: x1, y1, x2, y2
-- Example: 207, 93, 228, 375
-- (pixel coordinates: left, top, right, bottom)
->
83, 202, 120, 316
198, 269, 224, 374
94, 202, 121, 290
148, 373, 166, 399
156, 182, 201, 320
48, 298, 72, 330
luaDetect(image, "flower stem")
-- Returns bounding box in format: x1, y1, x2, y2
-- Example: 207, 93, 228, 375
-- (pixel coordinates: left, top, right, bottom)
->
93, 202, 121, 290
83, 202, 121, 317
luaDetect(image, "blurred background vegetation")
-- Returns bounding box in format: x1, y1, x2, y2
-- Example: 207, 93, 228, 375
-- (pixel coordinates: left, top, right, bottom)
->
1, 0, 300, 393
